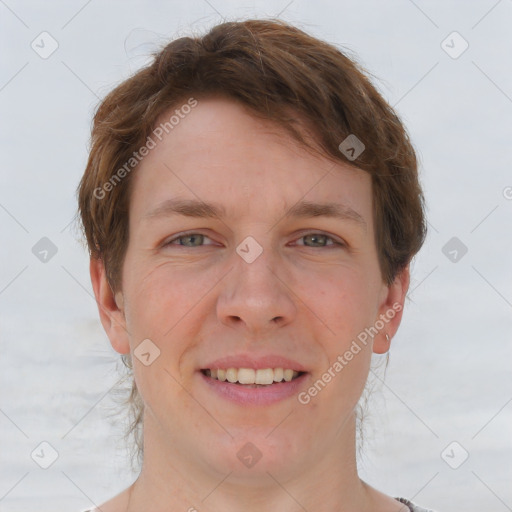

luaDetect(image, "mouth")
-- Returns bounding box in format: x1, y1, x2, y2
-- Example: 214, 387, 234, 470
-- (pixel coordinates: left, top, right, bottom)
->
198, 366, 308, 405
201, 367, 305, 387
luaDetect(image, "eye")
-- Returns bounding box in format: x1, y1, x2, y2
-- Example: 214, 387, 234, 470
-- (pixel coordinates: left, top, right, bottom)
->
295, 233, 343, 248
163, 231, 343, 249
165, 233, 215, 247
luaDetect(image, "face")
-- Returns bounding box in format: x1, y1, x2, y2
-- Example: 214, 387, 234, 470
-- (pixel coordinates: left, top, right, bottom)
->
92, 97, 408, 484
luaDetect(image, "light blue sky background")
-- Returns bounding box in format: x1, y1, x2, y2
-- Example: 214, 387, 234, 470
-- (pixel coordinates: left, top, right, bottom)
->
1, 1, 511, 511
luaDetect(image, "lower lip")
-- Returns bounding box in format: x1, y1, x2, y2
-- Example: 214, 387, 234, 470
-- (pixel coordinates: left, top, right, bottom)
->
199, 371, 308, 405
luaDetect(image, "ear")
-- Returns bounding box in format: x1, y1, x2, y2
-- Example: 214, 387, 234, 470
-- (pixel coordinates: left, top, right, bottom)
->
90, 257, 130, 355
373, 265, 410, 354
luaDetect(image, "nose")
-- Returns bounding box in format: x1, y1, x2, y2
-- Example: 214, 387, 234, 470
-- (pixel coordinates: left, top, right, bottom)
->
216, 245, 297, 334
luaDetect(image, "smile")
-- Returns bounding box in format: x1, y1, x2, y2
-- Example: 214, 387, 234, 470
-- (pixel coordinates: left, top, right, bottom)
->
201, 368, 303, 386
199, 368, 308, 405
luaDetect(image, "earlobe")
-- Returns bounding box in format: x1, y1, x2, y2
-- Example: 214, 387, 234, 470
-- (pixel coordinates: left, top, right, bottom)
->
373, 332, 391, 355
372, 265, 410, 354
89, 258, 131, 355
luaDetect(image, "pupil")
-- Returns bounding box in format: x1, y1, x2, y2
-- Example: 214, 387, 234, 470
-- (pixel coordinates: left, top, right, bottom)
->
182, 234, 203, 246
307, 234, 326, 246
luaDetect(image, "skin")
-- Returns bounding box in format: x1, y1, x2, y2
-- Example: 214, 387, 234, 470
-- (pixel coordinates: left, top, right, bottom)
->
91, 97, 410, 512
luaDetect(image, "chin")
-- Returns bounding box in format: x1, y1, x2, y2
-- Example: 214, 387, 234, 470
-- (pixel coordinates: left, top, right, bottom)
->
201, 428, 305, 481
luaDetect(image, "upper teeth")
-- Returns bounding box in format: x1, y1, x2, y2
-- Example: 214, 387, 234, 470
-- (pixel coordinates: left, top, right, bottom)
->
205, 368, 299, 384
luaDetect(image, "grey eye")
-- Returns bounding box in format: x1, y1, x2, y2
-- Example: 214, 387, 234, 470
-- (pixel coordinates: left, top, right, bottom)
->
177, 234, 205, 247
302, 234, 331, 247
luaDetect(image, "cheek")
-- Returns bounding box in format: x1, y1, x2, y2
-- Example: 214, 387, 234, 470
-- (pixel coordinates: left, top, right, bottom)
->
123, 259, 211, 338
295, 264, 380, 342
123, 264, 208, 414
132, 358, 199, 434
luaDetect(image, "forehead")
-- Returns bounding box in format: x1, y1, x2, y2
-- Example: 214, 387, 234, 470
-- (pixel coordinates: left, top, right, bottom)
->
130, 97, 372, 223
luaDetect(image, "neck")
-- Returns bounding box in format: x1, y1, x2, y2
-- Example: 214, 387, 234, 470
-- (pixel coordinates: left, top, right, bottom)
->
126, 411, 373, 512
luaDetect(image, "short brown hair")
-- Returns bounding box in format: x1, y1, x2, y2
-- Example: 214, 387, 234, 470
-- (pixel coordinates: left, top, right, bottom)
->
77, 18, 426, 466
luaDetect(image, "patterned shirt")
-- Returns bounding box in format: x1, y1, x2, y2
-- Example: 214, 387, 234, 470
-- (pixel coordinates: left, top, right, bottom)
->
395, 497, 437, 511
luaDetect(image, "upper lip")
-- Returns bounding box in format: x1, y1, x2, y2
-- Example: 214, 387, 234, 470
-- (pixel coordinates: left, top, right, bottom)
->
201, 354, 308, 372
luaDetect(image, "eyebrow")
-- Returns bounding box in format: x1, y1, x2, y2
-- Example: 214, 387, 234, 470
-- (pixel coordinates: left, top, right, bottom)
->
143, 198, 226, 220
284, 201, 366, 228
143, 198, 366, 228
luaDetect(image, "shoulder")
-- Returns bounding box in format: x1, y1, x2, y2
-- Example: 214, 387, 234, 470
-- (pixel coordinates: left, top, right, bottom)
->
395, 497, 438, 512
81, 485, 132, 512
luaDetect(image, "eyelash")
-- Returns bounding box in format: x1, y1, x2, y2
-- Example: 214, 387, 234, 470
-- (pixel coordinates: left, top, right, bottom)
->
163, 231, 345, 249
